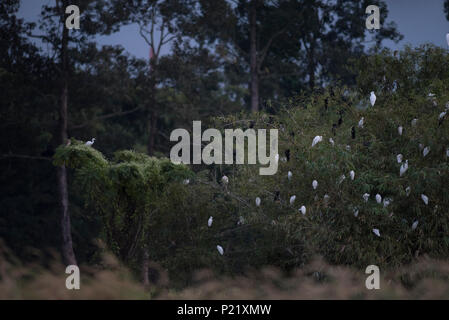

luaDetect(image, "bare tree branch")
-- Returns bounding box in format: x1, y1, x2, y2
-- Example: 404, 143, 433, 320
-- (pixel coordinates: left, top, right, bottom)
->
1, 153, 52, 161
69, 106, 142, 130
257, 26, 288, 72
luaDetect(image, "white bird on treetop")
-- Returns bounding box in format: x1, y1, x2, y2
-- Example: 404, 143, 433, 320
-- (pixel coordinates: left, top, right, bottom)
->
353, 208, 359, 217
411, 118, 418, 127
338, 174, 346, 184
412, 220, 419, 230
255, 197, 261, 207
400, 160, 409, 176
383, 198, 392, 208
439, 111, 446, 120
376, 194, 382, 204
358, 117, 364, 128
423, 146, 430, 157
421, 194, 429, 205
208, 216, 213, 227
312, 180, 318, 190
299, 206, 306, 215
312, 135, 323, 147
363, 193, 370, 202
289, 195, 296, 205
222, 175, 229, 184
85, 138, 96, 146
370, 91, 376, 106
183, 179, 190, 185
288, 171, 293, 180
346, 145, 351, 151
398, 126, 403, 136
329, 138, 335, 146
405, 186, 411, 197
397, 154, 403, 163
372, 228, 380, 237
323, 194, 330, 202
216, 245, 224, 255
350, 170, 355, 180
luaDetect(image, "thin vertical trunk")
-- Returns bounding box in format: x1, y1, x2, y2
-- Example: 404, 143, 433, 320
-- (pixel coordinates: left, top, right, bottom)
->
58, 0, 77, 266
142, 248, 150, 287
147, 109, 157, 155
249, 0, 259, 112
308, 37, 316, 90
147, 52, 157, 155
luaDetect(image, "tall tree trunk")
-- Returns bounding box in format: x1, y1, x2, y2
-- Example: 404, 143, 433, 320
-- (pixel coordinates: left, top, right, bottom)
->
147, 110, 157, 155
249, 0, 259, 112
147, 54, 157, 155
58, 0, 77, 266
142, 248, 150, 287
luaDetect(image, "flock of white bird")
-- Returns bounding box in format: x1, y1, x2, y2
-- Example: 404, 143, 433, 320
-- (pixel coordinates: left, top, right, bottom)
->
211, 88, 449, 254
81, 64, 449, 256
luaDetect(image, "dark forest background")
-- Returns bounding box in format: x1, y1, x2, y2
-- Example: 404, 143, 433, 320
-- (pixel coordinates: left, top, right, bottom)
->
2, 0, 449, 294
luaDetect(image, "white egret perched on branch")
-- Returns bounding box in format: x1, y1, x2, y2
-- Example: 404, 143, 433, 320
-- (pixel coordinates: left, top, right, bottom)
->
412, 220, 419, 231
208, 216, 213, 227
299, 206, 306, 215
372, 228, 380, 237
312, 180, 318, 190
222, 175, 229, 184
370, 91, 376, 106
312, 135, 323, 147
411, 118, 418, 127
255, 197, 261, 207
183, 179, 190, 185
405, 186, 411, 197
85, 138, 95, 146
398, 126, 403, 136
397, 154, 403, 163
288, 171, 293, 180
423, 146, 430, 157
289, 195, 296, 205
421, 194, 429, 205
363, 193, 370, 202
216, 245, 224, 255
358, 117, 364, 128
376, 194, 382, 204
353, 208, 359, 217
400, 160, 408, 176
329, 138, 335, 146
350, 170, 355, 180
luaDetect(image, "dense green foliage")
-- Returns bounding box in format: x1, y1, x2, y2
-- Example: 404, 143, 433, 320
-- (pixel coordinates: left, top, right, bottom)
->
2, 0, 449, 290
46, 47, 449, 287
